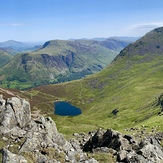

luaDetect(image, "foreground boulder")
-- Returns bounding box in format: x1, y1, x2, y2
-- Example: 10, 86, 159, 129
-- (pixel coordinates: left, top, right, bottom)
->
83, 128, 163, 163
0, 96, 31, 130
2, 148, 27, 163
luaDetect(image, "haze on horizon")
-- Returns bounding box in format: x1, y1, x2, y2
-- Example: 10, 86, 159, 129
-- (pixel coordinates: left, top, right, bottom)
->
0, 0, 163, 42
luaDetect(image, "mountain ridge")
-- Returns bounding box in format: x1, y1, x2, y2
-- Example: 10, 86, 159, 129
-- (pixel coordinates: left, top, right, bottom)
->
0, 40, 42, 53
114, 27, 163, 61
0, 38, 132, 89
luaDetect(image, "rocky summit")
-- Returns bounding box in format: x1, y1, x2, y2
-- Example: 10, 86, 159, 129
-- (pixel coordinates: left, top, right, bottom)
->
0, 95, 163, 162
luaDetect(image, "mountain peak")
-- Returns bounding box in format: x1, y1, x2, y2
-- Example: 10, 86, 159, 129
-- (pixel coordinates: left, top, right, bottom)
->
1, 40, 24, 45
114, 26, 163, 61
5, 39, 23, 43
153, 26, 163, 33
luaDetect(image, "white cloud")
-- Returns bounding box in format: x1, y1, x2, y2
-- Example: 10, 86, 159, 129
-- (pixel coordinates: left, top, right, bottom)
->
0, 23, 24, 26
128, 22, 163, 30
125, 22, 163, 36
10, 23, 24, 26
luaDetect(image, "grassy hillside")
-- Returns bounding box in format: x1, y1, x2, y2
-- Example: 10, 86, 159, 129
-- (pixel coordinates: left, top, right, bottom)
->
0, 39, 130, 89
15, 27, 163, 136
0, 49, 12, 68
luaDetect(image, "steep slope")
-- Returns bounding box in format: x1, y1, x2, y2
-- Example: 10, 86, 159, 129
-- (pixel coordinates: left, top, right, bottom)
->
115, 27, 163, 60
0, 49, 12, 68
18, 27, 163, 135
0, 47, 18, 55
0, 39, 130, 89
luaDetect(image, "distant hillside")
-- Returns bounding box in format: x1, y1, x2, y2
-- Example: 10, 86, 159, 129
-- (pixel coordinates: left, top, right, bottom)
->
109, 36, 140, 42
0, 49, 12, 68
114, 27, 163, 60
0, 38, 131, 89
0, 40, 42, 53
17, 27, 163, 135
0, 47, 18, 55
0, 40, 42, 69
69, 36, 139, 42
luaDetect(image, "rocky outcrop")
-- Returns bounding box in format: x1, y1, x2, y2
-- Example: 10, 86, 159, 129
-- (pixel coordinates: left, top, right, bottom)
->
83, 128, 163, 163
0, 95, 31, 137
0, 95, 95, 163
1, 95, 163, 163
2, 148, 27, 163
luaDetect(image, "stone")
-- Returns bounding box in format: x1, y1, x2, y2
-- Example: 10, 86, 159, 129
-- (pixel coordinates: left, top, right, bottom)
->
82, 127, 163, 163
7, 97, 31, 128
126, 151, 146, 163
0, 97, 31, 129
83, 128, 131, 152
0, 95, 92, 162
2, 148, 27, 163
82, 158, 98, 163
117, 150, 128, 162
138, 141, 163, 162
19, 116, 72, 155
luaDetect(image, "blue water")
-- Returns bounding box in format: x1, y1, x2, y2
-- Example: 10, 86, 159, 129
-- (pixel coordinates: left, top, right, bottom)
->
54, 101, 82, 116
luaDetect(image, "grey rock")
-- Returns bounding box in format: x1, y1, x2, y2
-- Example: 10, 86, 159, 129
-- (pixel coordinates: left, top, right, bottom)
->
126, 151, 146, 163
0, 102, 17, 129
83, 128, 131, 152
69, 138, 82, 152
82, 158, 98, 163
2, 148, 27, 163
0, 96, 75, 162
66, 149, 77, 162
19, 116, 71, 153
35, 151, 48, 163
93, 147, 115, 153
7, 97, 31, 128
138, 141, 163, 162
82, 128, 163, 163
0, 97, 31, 129
117, 150, 127, 162
0, 126, 26, 138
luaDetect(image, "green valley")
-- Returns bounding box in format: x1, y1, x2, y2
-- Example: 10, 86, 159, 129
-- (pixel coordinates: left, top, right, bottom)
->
16, 27, 163, 136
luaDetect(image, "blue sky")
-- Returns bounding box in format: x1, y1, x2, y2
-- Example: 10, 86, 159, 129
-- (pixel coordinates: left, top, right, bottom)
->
0, 0, 163, 42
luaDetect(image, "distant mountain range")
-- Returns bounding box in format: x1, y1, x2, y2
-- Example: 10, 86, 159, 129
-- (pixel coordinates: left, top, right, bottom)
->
0, 40, 42, 53
69, 36, 139, 42
0, 37, 137, 89
0, 40, 43, 70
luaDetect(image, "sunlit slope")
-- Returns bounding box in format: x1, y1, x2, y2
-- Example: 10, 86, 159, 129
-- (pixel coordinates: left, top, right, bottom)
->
0, 39, 130, 89
21, 27, 163, 134
0, 49, 12, 68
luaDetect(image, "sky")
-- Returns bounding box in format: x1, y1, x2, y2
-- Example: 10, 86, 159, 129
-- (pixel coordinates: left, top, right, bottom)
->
0, 0, 163, 42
